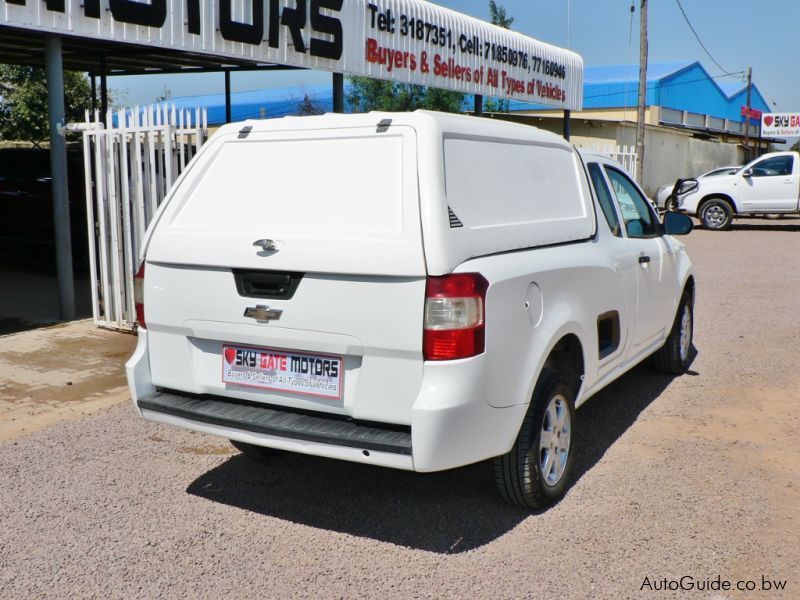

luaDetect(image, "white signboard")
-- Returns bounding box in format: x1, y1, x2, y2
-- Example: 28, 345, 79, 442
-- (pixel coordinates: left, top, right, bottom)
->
0, 0, 583, 109
762, 113, 800, 137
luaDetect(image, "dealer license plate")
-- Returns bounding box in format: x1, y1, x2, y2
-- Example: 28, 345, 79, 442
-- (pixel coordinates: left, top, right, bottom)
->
222, 344, 343, 400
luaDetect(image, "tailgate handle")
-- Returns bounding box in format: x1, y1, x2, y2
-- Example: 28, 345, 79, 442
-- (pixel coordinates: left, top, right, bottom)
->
234, 270, 303, 300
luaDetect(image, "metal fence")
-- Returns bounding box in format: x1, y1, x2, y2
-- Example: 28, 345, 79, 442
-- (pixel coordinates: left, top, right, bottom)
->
73, 105, 208, 331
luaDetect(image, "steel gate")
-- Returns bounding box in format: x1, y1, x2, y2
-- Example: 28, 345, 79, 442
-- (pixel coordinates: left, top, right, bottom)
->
74, 105, 208, 331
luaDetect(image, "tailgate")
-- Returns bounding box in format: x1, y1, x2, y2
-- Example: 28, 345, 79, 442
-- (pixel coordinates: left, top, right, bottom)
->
143, 125, 426, 426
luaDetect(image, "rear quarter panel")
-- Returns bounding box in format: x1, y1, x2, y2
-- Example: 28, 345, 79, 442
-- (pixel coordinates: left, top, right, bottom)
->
460, 238, 627, 409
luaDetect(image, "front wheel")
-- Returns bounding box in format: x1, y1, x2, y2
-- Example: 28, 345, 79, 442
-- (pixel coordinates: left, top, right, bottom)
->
652, 293, 694, 375
493, 369, 576, 509
664, 195, 678, 213
700, 199, 733, 230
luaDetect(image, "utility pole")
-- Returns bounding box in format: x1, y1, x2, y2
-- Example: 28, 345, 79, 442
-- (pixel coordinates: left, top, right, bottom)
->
743, 67, 752, 156
635, 0, 648, 184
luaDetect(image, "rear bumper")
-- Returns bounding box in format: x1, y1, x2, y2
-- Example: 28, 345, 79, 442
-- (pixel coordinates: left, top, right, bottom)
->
126, 333, 528, 472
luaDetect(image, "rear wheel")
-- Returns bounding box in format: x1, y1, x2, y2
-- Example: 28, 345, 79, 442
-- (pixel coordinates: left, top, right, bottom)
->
230, 439, 281, 462
652, 292, 694, 375
700, 199, 733, 230
493, 369, 576, 509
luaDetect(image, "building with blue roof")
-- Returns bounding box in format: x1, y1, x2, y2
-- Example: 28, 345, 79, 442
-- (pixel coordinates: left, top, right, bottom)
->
171, 60, 771, 141
508, 61, 772, 138
167, 85, 337, 125
166, 60, 776, 195
501, 61, 777, 194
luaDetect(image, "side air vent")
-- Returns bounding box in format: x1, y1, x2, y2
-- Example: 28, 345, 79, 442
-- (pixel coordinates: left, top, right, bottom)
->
448, 206, 464, 228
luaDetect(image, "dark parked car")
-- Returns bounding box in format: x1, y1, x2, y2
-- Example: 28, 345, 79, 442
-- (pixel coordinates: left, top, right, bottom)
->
0, 147, 88, 267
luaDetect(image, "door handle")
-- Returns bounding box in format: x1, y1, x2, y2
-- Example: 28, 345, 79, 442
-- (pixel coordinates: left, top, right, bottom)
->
638, 255, 651, 264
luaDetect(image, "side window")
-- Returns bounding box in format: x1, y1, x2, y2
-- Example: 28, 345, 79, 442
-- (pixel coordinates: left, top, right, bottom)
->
604, 167, 660, 238
587, 162, 621, 237
750, 155, 794, 177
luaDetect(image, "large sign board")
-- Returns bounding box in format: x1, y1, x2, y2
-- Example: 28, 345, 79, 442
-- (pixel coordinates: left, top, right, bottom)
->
762, 113, 800, 138
0, 0, 583, 109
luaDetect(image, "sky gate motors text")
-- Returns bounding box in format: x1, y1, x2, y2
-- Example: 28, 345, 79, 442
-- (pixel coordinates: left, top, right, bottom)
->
15, 0, 344, 61
233, 348, 339, 378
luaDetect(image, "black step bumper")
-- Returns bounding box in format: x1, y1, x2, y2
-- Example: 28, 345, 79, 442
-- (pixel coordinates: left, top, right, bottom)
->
137, 391, 412, 455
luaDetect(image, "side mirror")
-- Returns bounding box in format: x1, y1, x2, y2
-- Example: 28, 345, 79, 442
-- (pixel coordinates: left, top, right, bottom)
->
663, 211, 693, 236
742, 168, 753, 178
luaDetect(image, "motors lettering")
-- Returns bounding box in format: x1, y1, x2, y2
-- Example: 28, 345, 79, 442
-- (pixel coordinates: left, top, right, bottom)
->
19, 0, 343, 61
291, 356, 339, 378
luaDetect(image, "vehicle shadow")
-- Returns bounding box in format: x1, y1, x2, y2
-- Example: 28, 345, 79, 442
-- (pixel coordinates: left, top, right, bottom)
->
569, 360, 686, 484
187, 357, 694, 554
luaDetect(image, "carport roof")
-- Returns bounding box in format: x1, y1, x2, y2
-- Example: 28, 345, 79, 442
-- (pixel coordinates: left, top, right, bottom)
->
0, 26, 299, 74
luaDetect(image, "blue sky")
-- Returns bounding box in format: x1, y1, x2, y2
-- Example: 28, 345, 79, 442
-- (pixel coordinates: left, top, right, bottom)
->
111, 0, 797, 112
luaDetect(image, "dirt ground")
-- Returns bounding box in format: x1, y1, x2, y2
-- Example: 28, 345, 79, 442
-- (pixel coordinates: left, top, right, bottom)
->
0, 218, 798, 599
0, 320, 135, 442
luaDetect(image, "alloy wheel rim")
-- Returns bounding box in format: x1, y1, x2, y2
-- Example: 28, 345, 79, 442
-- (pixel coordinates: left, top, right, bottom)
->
679, 305, 692, 362
705, 205, 726, 227
539, 394, 571, 487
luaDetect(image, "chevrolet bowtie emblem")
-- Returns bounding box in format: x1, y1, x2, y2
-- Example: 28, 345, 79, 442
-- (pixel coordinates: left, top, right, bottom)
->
243, 305, 282, 323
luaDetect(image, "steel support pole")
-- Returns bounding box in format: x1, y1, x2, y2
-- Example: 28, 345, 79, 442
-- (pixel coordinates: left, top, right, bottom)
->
90, 73, 97, 115
474, 94, 483, 117
563, 109, 571, 141
224, 70, 232, 123
333, 73, 344, 113
100, 57, 108, 125
743, 67, 752, 158
45, 35, 75, 321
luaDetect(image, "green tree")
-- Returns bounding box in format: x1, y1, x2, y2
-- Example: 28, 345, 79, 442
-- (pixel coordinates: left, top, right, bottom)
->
297, 93, 325, 116
488, 0, 514, 29
791, 140, 800, 153
0, 65, 91, 146
346, 77, 464, 114
484, 1, 513, 113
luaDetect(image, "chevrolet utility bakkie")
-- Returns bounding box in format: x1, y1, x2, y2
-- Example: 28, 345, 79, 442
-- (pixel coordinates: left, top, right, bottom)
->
127, 111, 695, 508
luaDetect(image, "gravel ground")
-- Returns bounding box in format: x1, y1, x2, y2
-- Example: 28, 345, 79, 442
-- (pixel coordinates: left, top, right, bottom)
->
1, 218, 798, 599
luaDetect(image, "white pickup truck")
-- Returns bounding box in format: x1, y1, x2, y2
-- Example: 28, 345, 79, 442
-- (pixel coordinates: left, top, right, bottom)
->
126, 111, 695, 508
676, 151, 800, 229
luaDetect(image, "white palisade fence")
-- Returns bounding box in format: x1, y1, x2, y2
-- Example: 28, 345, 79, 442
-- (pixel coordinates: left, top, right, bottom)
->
74, 104, 208, 331
578, 144, 639, 181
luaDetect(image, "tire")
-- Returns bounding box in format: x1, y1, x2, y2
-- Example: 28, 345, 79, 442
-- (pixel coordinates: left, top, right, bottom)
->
699, 199, 733, 230
493, 369, 577, 509
230, 439, 281, 462
664, 195, 678, 213
652, 292, 694, 375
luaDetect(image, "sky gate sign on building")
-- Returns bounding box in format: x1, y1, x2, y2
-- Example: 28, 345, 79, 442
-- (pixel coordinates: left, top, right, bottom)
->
1, 0, 583, 110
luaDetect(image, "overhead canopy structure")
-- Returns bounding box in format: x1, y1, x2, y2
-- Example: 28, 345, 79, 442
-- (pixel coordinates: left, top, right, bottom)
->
0, 25, 298, 74
1, 0, 583, 109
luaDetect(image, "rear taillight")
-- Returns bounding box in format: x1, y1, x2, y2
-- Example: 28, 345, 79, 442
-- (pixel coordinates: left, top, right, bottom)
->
423, 273, 488, 361
134, 262, 146, 329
